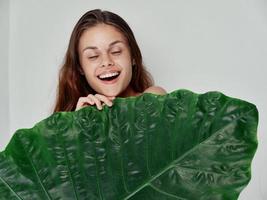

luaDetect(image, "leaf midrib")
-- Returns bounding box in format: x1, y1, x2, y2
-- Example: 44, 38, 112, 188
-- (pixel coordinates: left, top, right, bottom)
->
123, 107, 254, 200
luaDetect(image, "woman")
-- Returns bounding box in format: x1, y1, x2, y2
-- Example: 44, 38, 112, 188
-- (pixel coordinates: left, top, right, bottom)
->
53, 9, 166, 112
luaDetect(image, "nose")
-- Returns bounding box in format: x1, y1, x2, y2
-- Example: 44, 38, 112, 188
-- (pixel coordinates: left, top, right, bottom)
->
100, 53, 114, 67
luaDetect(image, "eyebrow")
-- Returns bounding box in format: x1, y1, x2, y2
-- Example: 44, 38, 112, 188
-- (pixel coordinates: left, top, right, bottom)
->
82, 40, 124, 52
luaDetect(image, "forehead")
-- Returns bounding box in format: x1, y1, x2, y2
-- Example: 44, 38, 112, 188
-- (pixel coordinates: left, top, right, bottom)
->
79, 24, 128, 50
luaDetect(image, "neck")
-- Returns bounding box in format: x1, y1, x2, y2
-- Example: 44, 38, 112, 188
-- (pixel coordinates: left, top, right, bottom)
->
118, 85, 141, 98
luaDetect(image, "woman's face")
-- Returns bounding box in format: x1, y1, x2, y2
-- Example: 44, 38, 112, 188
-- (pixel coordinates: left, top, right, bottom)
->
78, 23, 134, 97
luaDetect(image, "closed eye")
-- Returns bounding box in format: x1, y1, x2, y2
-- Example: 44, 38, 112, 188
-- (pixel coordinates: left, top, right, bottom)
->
112, 51, 121, 55
89, 55, 99, 59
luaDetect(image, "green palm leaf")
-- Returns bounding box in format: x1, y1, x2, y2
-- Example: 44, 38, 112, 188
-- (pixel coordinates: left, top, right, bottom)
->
0, 89, 258, 200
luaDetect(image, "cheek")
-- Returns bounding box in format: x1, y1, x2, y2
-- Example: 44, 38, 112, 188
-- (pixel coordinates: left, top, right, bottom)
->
80, 59, 96, 75
86, 71, 97, 84
81, 66, 96, 84
115, 51, 131, 64
123, 65, 133, 81
120, 56, 132, 70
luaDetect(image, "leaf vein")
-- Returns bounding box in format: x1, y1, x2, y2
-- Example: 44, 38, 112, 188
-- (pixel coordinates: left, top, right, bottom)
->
0, 176, 23, 200
93, 142, 103, 200
149, 183, 187, 200
21, 139, 53, 200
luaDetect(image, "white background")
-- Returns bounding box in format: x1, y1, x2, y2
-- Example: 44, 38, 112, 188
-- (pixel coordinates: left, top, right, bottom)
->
0, 0, 266, 199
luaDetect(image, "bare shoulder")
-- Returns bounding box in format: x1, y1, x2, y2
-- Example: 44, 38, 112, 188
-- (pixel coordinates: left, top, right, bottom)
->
143, 86, 167, 95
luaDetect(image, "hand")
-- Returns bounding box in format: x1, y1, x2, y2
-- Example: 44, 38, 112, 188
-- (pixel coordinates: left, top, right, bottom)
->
75, 94, 115, 111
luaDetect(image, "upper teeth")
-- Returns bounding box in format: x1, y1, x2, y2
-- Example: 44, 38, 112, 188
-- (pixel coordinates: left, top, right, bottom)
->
99, 72, 119, 79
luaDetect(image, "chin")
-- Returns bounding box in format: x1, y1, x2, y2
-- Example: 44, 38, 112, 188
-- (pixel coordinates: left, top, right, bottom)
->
100, 89, 120, 97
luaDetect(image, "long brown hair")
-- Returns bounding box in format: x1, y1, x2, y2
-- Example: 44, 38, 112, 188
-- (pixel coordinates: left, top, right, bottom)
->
52, 9, 153, 113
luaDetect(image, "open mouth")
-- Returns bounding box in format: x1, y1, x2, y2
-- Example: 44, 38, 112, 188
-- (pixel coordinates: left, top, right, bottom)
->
97, 72, 120, 83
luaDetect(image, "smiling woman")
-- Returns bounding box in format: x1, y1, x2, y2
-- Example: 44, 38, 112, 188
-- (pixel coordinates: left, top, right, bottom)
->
52, 9, 166, 112
78, 24, 134, 98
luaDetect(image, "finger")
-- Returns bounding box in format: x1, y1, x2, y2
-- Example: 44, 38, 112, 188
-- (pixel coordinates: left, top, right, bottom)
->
95, 94, 113, 107
75, 97, 93, 111
107, 96, 116, 101
86, 95, 95, 105
88, 94, 103, 110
